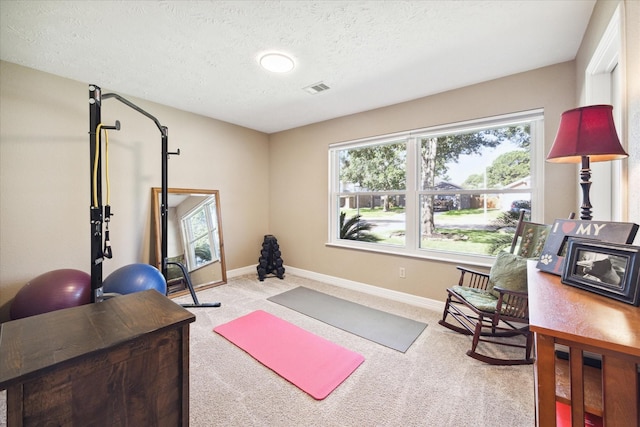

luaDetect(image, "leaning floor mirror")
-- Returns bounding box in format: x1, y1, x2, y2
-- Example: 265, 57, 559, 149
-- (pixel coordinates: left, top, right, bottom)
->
151, 187, 227, 296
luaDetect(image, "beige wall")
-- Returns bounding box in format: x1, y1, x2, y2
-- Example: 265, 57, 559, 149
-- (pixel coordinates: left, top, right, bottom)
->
0, 61, 270, 321
268, 62, 577, 302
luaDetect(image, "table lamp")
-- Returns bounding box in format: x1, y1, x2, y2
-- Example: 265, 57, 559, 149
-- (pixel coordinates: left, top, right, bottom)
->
547, 104, 628, 220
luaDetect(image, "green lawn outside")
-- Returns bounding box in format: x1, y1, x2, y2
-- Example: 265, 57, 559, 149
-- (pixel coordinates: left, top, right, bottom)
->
342, 207, 514, 255
435, 208, 503, 224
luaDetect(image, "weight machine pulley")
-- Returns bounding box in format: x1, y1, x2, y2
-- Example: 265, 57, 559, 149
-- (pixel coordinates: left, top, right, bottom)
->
89, 84, 220, 308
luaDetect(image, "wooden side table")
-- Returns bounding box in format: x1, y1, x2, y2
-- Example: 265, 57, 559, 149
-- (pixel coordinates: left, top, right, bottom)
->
0, 290, 195, 426
528, 260, 640, 426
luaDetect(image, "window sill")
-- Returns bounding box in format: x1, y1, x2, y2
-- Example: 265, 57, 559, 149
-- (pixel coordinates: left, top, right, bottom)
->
325, 241, 495, 269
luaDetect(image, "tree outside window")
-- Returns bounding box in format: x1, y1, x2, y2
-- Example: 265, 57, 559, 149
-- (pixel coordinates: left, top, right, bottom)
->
331, 110, 542, 261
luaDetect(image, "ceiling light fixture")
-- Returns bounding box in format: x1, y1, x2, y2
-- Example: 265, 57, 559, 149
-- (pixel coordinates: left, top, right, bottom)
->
259, 53, 295, 73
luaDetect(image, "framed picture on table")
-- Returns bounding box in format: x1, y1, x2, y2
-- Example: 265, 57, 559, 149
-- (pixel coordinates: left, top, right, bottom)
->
562, 238, 640, 306
536, 219, 638, 275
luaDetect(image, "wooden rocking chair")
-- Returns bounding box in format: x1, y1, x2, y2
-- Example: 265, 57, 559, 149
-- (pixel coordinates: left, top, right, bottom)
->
438, 210, 553, 365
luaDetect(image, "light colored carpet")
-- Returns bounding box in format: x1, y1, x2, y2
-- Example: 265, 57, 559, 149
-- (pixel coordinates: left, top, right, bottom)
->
0, 273, 535, 426
177, 274, 535, 426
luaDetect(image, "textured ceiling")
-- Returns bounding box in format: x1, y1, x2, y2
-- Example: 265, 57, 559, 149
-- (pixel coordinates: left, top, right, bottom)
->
1, 1, 596, 134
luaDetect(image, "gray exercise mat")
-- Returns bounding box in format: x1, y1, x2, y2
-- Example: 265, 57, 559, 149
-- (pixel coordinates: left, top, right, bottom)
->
268, 286, 427, 353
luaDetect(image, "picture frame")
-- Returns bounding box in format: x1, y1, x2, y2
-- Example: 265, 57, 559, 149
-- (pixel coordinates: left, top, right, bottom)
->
562, 238, 640, 306
536, 219, 638, 275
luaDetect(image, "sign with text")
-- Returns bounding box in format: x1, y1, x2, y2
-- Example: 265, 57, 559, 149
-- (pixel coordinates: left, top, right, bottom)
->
536, 220, 639, 275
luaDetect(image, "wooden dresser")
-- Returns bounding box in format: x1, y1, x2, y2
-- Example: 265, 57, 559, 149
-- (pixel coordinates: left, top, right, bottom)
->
528, 261, 640, 426
0, 289, 195, 426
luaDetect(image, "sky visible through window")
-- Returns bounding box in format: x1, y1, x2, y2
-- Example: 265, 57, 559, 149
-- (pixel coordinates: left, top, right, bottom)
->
445, 140, 522, 185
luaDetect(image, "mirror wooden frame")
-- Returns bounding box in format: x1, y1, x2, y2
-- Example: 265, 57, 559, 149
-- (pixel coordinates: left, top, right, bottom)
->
151, 187, 226, 296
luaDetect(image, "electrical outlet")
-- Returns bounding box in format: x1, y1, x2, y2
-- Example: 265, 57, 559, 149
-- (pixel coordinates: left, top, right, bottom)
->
399, 267, 406, 278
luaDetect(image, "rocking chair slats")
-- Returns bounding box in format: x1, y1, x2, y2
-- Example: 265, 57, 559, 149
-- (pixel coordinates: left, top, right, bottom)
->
439, 210, 557, 365
458, 266, 490, 289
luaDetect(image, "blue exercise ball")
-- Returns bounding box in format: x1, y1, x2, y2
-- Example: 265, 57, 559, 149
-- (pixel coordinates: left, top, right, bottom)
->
10, 269, 91, 320
103, 263, 167, 296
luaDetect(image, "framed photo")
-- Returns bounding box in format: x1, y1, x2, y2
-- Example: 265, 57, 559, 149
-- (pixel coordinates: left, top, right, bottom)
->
536, 219, 638, 275
562, 238, 640, 306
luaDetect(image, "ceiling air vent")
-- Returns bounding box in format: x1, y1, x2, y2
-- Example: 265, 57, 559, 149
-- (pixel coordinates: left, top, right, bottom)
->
303, 82, 330, 94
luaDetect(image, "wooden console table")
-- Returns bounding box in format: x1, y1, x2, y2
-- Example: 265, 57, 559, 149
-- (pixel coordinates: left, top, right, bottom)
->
0, 290, 195, 426
528, 261, 640, 426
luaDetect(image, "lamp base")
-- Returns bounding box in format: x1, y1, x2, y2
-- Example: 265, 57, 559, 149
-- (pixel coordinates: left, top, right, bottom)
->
579, 156, 592, 221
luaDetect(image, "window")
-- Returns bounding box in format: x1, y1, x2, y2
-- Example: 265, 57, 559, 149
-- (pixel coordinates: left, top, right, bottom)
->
329, 110, 544, 264
181, 196, 221, 270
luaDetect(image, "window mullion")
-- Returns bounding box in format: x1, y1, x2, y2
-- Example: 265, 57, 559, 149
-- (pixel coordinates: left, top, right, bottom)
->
404, 137, 418, 250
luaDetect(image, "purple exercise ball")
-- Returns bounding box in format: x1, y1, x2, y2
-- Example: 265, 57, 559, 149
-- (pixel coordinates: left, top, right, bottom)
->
10, 269, 91, 320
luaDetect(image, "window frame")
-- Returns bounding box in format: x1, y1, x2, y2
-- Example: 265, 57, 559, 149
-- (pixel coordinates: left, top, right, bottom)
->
327, 109, 545, 267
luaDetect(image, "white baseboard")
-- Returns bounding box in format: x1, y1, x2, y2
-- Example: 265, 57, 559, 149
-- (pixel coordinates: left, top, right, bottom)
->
227, 265, 444, 313
227, 265, 257, 278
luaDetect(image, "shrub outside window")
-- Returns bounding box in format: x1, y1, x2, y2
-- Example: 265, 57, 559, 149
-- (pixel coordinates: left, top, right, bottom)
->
329, 110, 544, 264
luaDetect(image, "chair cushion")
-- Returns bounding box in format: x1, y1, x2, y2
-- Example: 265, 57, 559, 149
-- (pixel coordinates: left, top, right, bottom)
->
451, 285, 498, 312
489, 251, 528, 298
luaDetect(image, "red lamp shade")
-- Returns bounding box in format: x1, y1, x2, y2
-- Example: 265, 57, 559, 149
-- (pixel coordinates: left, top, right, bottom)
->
547, 104, 627, 163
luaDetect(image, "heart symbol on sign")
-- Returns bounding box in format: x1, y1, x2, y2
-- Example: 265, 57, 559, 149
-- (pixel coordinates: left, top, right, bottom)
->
562, 222, 576, 233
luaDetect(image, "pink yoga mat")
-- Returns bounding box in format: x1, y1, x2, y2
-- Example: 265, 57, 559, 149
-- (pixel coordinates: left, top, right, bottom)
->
214, 310, 365, 400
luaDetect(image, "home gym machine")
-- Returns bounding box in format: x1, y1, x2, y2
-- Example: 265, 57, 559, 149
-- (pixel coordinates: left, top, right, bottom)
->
89, 84, 220, 308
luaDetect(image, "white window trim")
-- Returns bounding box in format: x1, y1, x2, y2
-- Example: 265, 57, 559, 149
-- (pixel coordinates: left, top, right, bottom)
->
585, 3, 626, 221
327, 109, 545, 267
